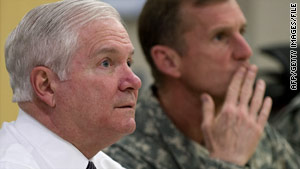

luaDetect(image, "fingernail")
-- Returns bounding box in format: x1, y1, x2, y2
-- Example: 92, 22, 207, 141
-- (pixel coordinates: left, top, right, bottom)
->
239, 66, 246, 75
250, 64, 258, 72
257, 79, 265, 86
201, 94, 208, 102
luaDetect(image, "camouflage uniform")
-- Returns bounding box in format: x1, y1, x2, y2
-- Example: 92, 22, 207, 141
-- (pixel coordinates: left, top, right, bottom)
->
270, 93, 300, 156
105, 87, 300, 169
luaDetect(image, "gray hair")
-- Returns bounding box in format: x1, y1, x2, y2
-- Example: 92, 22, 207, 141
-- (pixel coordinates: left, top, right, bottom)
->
5, 0, 121, 102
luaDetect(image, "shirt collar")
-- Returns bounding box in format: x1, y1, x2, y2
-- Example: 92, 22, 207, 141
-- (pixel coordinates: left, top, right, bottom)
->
15, 109, 89, 169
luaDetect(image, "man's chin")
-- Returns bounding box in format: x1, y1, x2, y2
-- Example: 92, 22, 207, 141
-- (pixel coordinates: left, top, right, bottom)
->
121, 118, 136, 134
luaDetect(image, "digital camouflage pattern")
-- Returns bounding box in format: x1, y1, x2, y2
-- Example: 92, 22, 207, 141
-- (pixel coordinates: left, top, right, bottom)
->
105, 88, 300, 169
270, 93, 300, 156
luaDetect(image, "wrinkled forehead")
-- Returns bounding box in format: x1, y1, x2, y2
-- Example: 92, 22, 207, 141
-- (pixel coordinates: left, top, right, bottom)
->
180, 0, 245, 30
78, 18, 131, 45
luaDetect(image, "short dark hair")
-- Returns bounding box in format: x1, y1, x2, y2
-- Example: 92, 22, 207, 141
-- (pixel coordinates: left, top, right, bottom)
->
138, 0, 227, 84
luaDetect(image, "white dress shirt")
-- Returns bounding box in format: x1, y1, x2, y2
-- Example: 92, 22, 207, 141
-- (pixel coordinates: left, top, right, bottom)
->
0, 109, 125, 169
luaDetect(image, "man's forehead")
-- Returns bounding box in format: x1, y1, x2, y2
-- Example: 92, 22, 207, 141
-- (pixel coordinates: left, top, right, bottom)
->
182, 0, 245, 26
80, 19, 119, 32
190, 0, 229, 6
78, 19, 130, 43
185, 0, 240, 13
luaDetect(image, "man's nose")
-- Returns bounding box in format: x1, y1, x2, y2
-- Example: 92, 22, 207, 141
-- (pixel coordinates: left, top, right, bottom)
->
119, 66, 142, 92
232, 34, 253, 61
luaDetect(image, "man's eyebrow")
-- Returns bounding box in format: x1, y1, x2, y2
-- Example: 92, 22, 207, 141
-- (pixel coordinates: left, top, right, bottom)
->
92, 47, 134, 58
210, 23, 247, 35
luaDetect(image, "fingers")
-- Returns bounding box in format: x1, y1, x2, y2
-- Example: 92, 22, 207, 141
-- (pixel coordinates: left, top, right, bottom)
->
239, 65, 257, 106
257, 97, 272, 127
225, 66, 246, 105
249, 79, 266, 116
201, 93, 215, 127
223, 64, 270, 127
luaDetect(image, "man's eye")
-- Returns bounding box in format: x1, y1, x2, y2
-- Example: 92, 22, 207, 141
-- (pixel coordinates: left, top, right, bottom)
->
214, 32, 225, 41
101, 60, 111, 67
127, 60, 132, 67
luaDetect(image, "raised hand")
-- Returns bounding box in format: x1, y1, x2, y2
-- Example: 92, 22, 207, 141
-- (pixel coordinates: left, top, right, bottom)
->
201, 65, 272, 166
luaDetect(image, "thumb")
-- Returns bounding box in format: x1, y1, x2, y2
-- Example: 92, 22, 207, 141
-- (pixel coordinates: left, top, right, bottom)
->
201, 93, 215, 127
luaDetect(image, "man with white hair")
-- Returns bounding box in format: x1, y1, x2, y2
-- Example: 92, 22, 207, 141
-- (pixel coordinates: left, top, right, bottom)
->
0, 0, 141, 168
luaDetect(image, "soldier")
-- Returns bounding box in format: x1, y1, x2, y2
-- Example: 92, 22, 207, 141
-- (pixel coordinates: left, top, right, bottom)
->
105, 0, 300, 168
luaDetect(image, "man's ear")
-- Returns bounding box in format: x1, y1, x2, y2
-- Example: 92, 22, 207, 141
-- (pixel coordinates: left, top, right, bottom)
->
151, 45, 181, 78
30, 66, 58, 107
